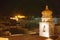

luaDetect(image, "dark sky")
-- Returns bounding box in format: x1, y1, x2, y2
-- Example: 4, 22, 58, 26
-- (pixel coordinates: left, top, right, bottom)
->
0, 0, 60, 17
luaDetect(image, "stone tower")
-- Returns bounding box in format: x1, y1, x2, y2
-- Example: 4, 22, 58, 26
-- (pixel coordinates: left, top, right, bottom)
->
41, 5, 54, 36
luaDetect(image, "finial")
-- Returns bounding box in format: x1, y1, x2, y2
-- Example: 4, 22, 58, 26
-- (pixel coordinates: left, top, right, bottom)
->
45, 5, 49, 10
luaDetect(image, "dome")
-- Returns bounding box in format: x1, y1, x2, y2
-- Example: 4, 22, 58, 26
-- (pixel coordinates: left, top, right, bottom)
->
41, 5, 53, 18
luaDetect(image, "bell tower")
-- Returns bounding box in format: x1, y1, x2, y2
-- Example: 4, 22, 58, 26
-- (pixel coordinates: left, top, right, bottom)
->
39, 5, 54, 37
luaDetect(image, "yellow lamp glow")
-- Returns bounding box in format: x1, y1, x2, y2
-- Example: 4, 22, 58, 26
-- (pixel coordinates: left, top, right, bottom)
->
45, 38, 53, 40
10, 15, 25, 21
0, 37, 9, 40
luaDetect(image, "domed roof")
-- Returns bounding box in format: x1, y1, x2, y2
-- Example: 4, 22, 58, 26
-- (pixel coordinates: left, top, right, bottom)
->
42, 5, 52, 15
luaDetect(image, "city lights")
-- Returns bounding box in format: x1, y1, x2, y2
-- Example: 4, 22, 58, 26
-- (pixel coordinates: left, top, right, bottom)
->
10, 15, 25, 21
0, 0, 60, 40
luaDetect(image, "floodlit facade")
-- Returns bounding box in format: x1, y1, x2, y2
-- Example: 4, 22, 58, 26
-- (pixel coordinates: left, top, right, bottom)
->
39, 5, 54, 37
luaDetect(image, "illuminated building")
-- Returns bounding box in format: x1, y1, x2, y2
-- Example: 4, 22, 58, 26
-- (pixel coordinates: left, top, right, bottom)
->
39, 5, 54, 37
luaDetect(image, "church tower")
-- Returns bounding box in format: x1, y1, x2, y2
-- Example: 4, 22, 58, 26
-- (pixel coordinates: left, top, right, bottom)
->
39, 5, 54, 37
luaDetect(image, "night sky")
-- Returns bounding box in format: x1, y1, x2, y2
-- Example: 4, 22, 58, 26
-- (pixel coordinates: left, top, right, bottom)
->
0, 0, 60, 17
